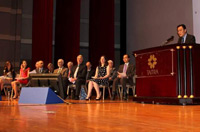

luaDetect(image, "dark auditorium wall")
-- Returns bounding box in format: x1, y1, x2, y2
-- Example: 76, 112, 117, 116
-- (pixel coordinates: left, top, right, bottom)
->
89, 0, 115, 67
20, 0, 33, 68
127, 0, 194, 62
20, 0, 121, 70
54, 0, 81, 65
32, 0, 53, 68
0, 0, 22, 72
2, 0, 193, 72
0, 0, 121, 72
80, 0, 121, 68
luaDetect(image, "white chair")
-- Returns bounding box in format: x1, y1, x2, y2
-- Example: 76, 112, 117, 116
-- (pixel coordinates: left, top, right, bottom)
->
118, 75, 136, 100
3, 83, 13, 100
67, 84, 87, 99
99, 84, 112, 100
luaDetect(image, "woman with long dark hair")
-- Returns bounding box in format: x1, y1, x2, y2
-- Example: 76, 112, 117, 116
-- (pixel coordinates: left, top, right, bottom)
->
86, 56, 110, 100
11, 60, 30, 99
0, 61, 16, 91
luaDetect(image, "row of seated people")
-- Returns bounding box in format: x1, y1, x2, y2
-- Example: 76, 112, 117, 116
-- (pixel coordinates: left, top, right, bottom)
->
0, 60, 29, 99
0, 54, 135, 100
51, 54, 134, 100
85, 54, 135, 100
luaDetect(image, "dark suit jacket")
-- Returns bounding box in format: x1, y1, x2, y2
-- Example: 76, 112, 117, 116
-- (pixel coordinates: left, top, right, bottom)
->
36, 68, 48, 73
86, 69, 95, 80
66, 69, 71, 78
54, 67, 67, 77
118, 63, 135, 80
70, 63, 87, 80
110, 67, 117, 80
178, 34, 196, 44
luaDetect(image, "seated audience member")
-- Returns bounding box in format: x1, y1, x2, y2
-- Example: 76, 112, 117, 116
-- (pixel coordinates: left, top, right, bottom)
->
11, 60, 30, 99
36, 60, 48, 73
0, 61, 16, 91
85, 61, 95, 84
111, 54, 135, 100
66, 61, 73, 79
65, 61, 74, 98
107, 60, 117, 86
54, 59, 67, 77
54, 59, 68, 97
69, 55, 87, 100
85, 56, 110, 100
29, 61, 39, 73
47, 63, 54, 73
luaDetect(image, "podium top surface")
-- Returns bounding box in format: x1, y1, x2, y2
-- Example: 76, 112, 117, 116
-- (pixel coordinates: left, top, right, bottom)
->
133, 43, 199, 55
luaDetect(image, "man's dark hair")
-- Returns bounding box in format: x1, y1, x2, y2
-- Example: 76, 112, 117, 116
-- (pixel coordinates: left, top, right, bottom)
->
177, 24, 186, 29
124, 54, 130, 58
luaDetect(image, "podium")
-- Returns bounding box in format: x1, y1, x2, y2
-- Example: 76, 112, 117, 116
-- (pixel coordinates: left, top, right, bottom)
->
133, 43, 200, 105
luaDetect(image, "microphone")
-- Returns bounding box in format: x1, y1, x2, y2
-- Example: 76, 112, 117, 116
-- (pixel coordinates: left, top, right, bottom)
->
162, 36, 174, 46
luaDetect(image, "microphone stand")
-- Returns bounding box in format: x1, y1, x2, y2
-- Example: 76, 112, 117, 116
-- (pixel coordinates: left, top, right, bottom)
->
161, 39, 174, 46
161, 41, 170, 46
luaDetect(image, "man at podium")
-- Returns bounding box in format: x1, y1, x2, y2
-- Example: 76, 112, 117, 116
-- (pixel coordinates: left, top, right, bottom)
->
177, 24, 196, 44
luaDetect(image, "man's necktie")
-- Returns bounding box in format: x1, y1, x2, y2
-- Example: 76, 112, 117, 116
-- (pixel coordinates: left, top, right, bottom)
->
57, 68, 61, 74
123, 64, 127, 73
68, 70, 71, 78
74, 66, 79, 78
181, 37, 184, 43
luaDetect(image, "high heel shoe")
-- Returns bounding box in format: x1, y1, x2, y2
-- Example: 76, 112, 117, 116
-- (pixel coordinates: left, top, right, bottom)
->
85, 96, 91, 101
13, 96, 18, 99
96, 92, 101, 100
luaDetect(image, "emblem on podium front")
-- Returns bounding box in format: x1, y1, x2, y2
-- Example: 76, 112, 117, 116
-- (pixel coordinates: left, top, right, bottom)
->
147, 54, 159, 76
148, 54, 157, 69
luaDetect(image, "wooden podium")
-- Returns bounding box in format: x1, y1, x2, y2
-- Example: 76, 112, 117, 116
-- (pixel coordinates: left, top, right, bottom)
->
133, 43, 200, 105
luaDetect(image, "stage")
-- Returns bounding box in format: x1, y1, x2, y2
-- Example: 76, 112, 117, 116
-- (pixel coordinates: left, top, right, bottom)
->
0, 96, 200, 131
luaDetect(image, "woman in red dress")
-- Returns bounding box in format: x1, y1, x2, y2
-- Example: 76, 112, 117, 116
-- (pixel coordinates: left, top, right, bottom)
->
11, 60, 30, 99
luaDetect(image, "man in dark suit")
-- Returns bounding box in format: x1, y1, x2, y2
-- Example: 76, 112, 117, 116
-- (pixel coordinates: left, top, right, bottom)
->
35, 60, 48, 73
85, 61, 95, 84
108, 60, 117, 86
177, 24, 196, 44
111, 54, 135, 100
69, 55, 87, 100
66, 61, 73, 79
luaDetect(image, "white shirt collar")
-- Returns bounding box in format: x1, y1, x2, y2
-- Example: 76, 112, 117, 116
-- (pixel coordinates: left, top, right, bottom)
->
183, 33, 187, 43
125, 62, 129, 65
59, 67, 63, 70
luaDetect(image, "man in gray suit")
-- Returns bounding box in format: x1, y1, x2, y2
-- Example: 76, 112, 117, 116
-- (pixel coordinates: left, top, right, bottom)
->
111, 54, 135, 100
54, 59, 68, 98
177, 24, 196, 44
54, 59, 67, 77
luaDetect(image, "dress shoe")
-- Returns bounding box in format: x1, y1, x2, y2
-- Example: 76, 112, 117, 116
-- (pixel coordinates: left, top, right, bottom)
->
85, 96, 91, 101
13, 96, 18, 99
96, 92, 101, 100
95, 98, 101, 101
123, 96, 128, 100
123, 92, 128, 100
74, 96, 79, 100
111, 92, 116, 100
